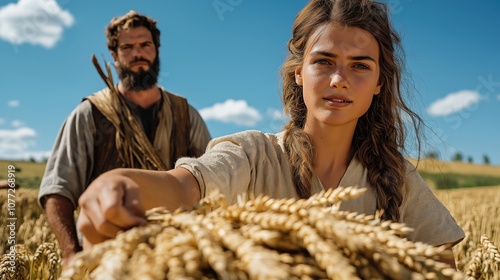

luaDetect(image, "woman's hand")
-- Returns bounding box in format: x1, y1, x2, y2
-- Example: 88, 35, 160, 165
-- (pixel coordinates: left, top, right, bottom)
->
76, 167, 200, 249
77, 172, 147, 248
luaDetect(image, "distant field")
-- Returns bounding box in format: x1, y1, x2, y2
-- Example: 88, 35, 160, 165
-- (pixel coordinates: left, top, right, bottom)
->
409, 158, 500, 177
408, 158, 500, 189
0, 160, 46, 188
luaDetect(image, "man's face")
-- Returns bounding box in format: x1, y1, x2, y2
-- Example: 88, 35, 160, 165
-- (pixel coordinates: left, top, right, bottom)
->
112, 26, 160, 91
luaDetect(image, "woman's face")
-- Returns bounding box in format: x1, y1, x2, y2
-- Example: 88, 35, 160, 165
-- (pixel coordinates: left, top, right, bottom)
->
295, 22, 382, 131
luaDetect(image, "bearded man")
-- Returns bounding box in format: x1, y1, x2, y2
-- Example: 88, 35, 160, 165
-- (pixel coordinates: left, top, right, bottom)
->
38, 11, 211, 266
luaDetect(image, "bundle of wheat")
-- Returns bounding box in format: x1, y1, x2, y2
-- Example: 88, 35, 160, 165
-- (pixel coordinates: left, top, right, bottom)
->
60, 187, 464, 280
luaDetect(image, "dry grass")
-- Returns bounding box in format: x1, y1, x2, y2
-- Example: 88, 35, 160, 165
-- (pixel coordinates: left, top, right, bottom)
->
0, 188, 60, 280
434, 185, 500, 280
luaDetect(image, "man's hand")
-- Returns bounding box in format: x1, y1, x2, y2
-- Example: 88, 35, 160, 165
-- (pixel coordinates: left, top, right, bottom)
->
77, 172, 147, 248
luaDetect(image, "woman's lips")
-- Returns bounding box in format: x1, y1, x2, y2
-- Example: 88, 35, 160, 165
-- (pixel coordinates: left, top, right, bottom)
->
325, 98, 352, 103
323, 96, 352, 107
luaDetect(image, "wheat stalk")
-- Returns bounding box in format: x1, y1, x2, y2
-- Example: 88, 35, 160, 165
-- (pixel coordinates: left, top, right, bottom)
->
58, 187, 467, 279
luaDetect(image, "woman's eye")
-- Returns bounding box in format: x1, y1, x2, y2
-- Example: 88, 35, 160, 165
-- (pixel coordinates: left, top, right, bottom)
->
353, 63, 369, 70
314, 59, 330, 65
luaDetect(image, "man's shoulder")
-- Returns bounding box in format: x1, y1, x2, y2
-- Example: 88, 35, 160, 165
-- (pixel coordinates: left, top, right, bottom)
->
71, 99, 93, 116
60, 94, 98, 126
85, 87, 112, 102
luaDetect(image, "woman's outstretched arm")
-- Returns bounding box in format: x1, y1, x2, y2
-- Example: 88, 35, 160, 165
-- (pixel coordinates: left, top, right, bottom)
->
77, 167, 200, 248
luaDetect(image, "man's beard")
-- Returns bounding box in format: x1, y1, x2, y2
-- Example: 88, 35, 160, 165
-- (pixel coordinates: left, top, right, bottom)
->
116, 56, 160, 91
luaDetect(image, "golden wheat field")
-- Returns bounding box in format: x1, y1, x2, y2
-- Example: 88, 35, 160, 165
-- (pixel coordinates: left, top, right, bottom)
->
0, 182, 499, 279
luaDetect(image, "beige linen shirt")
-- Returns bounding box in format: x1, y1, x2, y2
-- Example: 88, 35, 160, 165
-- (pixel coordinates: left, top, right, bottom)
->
177, 130, 464, 246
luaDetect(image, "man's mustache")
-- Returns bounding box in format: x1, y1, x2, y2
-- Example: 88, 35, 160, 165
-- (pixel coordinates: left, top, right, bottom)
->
131, 58, 152, 64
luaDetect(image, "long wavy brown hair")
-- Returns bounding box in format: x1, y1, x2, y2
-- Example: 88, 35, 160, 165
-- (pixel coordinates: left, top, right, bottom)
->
281, 0, 423, 221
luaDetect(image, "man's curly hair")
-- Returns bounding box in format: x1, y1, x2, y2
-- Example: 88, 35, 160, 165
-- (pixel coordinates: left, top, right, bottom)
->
105, 10, 161, 53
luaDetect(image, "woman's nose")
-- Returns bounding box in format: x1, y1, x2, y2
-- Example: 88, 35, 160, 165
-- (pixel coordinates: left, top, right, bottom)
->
330, 70, 349, 89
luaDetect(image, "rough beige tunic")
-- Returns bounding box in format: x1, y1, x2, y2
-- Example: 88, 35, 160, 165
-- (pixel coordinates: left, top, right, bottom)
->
176, 130, 465, 246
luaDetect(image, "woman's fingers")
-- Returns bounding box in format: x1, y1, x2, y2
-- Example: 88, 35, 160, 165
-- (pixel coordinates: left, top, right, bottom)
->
76, 210, 112, 245
99, 182, 146, 229
78, 173, 147, 247
78, 187, 124, 238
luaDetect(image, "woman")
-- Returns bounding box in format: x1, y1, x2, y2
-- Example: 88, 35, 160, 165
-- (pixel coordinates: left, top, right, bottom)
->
78, 0, 464, 267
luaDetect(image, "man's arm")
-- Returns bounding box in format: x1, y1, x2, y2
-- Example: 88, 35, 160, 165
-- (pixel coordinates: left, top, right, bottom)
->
38, 101, 96, 266
44, 195, 81, 266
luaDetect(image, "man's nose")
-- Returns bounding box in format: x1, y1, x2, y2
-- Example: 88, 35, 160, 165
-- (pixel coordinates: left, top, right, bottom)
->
131, 46, 144, 57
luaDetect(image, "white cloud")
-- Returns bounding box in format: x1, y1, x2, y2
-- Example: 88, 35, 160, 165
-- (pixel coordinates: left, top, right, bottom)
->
0, 118, 4, 125
200, 99, 262, 126
0, 126, 36, 155
0, 0, 74, 48
0, 126, 51, 161
427, 90, 481, 117
0, 127, 35, 139
7, 100, 19, 107
11, 120, 24, 127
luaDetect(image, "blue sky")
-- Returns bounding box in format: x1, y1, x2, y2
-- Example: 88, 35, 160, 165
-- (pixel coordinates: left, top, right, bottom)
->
0, 0, 499, 166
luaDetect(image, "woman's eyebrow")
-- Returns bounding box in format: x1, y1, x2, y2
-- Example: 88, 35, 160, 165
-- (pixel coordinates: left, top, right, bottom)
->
349, 55, 376, 63
310, 51, 376, 63
310, 50, 336, 58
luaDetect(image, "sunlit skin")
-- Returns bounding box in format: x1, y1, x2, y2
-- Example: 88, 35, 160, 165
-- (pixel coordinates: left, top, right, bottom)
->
111, 26, 160, 108
294, 23, 382, 189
